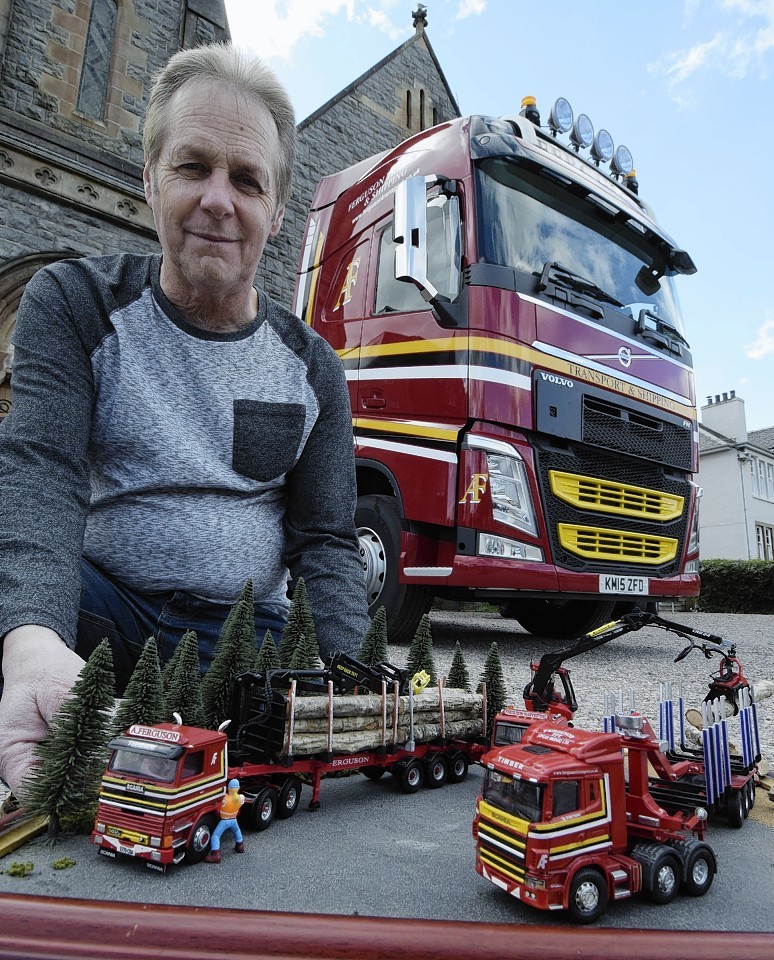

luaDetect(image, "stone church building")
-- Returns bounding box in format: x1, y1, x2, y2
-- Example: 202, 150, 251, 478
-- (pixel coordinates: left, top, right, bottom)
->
0, 0, 458, 418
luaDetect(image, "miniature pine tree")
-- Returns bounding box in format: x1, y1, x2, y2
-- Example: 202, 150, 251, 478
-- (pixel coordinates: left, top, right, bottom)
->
357, 606, 389, 666
288, 631, 320, 672
278, 577, 317, 668
201, 581, 257, 729
112, 636, 165, 735
446, 640, 471, 692
479, 641, 508, 738
161, 635, 185, 701
405, 613, 436, 684
255, 629, 281, 673
21, 640, 116, 839
165, 630, 205, 727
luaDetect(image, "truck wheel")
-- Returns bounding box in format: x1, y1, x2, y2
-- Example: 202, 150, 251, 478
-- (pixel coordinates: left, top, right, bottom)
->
648, 852, 680, 904
185, 813, 217, 864
568, 869, 608, 924
726, 788, 744, 828
746, 778, 756, 811
251, 788, 277, 831
684, 846, 715, 897
361, 766, 386, 781
499, 598, 617, 640
397, 759, 425, 794
446, 751, 469, 784
276, 777, 302, 819
425, 754, 447, 789
356, 494, 433, 644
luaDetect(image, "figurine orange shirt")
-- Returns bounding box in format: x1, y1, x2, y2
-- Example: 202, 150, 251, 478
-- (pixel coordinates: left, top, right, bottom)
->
205, 779, 245, 863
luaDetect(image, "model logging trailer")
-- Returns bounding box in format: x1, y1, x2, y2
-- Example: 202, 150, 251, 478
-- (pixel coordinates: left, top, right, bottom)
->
490, 610, 761, 831
92, 655, 486, 872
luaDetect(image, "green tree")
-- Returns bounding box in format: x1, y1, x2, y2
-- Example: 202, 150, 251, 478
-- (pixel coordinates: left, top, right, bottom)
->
288, 632, 320, 672
479, 642, 508, 738
255, 630, 281, 673
405, 613, 436, 684
161, 635, 185, 702
201, 580, 257, 729
165, 630, 205, 727
357, 606, 388, 666
278, 577, 317, 668
21, 640, 115, 839
112, 637, 165, 735
446, 640, 471, 691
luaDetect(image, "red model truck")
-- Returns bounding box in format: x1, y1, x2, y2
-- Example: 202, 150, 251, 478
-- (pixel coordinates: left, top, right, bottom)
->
295, 96, 700, 642
473, 712, 717, 923
92, 662, 485, 872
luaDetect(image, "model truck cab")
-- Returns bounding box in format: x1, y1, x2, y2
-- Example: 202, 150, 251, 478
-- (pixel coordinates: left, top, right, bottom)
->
296, 98, 700, 643
474, 715, 715, 922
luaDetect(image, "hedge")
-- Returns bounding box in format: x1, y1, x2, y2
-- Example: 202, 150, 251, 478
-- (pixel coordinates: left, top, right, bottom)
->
696, 559, 774, 614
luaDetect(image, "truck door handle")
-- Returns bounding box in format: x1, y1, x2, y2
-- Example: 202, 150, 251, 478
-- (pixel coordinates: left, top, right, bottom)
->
362, 393, 386, 409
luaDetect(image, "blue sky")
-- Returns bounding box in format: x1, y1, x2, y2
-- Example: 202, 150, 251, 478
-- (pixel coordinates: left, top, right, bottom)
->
225, 0, 773, 432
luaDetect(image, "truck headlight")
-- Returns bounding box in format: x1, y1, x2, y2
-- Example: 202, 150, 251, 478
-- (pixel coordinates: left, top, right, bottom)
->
486, 453, 538, 536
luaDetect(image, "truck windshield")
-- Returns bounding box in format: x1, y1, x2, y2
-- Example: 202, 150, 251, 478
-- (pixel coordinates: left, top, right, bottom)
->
483, 768, 544, 822
109, 747, 179, 783
474, 157, 685, 336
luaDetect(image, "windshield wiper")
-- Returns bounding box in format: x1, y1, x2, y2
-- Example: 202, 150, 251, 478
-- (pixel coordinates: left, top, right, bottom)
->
537, 261, 624, 309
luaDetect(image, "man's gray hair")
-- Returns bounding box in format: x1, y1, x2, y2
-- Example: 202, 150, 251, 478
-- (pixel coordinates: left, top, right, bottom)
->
143, 43, 297, 208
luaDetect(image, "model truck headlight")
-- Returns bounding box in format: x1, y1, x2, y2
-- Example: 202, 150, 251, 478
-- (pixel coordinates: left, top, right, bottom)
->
486, 453, 538, 536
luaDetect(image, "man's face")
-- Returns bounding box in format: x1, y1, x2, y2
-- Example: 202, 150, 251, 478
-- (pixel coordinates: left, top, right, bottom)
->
144, 79, 285, 312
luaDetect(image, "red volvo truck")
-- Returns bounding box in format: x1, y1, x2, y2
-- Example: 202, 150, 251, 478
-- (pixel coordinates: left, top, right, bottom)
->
294, 97, 700, 642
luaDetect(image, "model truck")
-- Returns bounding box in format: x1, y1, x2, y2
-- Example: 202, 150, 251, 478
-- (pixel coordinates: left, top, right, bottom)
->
473, 713, 716, 923
92, 661, 486, 872
295, 96, 700, 644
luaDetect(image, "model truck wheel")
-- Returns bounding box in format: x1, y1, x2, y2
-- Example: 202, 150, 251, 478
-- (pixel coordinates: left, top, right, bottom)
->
425, 754, 447, 788
361, 766, 386, 781
185, 813, 217, 864
446, 750, 469, 783
355, 494, 432, 644
500, 598, 616, 640
251, 788, 277, 831
684, 847, 714, 896
726, 788, 744, 828
276, 777, 302, 819
568, 869, 608, 923
397, 758, 425, 793
648, 852, 680, 904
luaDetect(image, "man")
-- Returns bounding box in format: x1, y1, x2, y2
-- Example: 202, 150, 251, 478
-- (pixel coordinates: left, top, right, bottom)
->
204, 778, 246, 864
0, 44, 369, 797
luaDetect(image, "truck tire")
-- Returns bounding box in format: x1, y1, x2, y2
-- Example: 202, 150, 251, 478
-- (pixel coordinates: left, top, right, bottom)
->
648, 851, 681, 904
499, 598, 617, 640
361, 766, 386, 781
276, 776, 302, 819
746, 778, 756, 811
425, 754, 447, 788
356, 494, 433, 644
684, 846, 715, 897
251, 787, 277, 831
567, 868, 608, 924
185, 813, 217, 864
446, 750, 469, 784
726, 788, 744, 828
397, 758, 425, 793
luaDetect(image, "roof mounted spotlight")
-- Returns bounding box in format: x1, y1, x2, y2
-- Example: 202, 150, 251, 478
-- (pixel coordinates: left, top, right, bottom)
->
569, 113, 594, 152
590, 128, 614, 166
611, 144, 634, 178
520, 95, 541, 126
548, 97, 573, 137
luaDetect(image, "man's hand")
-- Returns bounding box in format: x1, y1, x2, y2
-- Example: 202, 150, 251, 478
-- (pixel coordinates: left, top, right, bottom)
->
0, 626, 85, 797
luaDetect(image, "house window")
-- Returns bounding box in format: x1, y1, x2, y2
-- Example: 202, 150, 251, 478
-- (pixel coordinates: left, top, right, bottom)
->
756, 523, 774, 560
750, 457, 774, 502
77, 0, 118, 120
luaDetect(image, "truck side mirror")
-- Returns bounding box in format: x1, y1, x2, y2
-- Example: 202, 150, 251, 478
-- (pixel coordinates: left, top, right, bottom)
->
394, 174, 439, 300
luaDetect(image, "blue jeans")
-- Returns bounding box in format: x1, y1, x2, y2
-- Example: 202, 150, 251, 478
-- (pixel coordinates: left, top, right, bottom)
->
209, 816, 243, 851
76, 558, 287, 695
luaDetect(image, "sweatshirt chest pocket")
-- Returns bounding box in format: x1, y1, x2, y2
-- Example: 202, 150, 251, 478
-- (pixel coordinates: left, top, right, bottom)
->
233, 399, 306, 482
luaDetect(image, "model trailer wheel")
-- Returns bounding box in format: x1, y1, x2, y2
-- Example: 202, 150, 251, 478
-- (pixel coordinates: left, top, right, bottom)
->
747, 778, 756, 810
425, 754, 447, 789
185, 813, 217, 864
567, 869, 608, 924
648, 852, 681, 905
355, 494, 433, 644
684, 846, 715, 897
726, 788, 745, 829
499, 598, 617, 640
446, 750, 469, 784
397, 759, 425, 794
251, 787, 277, 831
361, 766, 386, 781
276, 776, 302, 819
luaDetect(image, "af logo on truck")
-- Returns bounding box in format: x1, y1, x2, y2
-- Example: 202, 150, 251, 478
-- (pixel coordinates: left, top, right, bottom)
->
295, 96, 700, 643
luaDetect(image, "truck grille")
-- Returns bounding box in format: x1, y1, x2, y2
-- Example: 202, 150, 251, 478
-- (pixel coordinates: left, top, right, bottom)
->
583, 396, 692, 471
557, 524, 678, 564
549, 471, 684, 521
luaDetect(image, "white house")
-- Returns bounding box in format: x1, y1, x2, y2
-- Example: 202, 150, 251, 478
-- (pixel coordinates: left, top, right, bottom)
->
698, 392, 774, 560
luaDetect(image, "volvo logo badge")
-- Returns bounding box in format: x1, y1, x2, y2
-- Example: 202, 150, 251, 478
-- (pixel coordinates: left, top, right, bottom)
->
618, 346, 632, 368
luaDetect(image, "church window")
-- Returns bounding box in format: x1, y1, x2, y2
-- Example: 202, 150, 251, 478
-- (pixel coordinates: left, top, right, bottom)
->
77, 0, 118, 120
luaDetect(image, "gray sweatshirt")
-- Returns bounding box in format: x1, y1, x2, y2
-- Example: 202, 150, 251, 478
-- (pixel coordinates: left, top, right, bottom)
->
0, 253, 369, 656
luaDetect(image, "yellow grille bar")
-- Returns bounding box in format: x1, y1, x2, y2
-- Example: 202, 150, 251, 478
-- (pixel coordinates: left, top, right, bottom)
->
550, 471, 684, 522
558, 523, 678, 564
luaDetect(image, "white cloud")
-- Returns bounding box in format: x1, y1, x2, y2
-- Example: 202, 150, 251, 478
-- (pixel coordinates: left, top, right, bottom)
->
456, 0, 487, 18
745, 317, 774, 359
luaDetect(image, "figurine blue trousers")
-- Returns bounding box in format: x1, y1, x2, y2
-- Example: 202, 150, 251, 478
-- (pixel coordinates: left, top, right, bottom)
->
209, 817, 243, 851
75, 557, 287, 694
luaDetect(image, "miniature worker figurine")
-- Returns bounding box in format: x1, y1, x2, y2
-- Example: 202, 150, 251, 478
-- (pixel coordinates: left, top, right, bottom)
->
205, 778, 245, 864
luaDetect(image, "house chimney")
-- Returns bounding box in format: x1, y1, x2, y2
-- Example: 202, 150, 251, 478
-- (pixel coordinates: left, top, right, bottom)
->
700, 390, 747, 443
